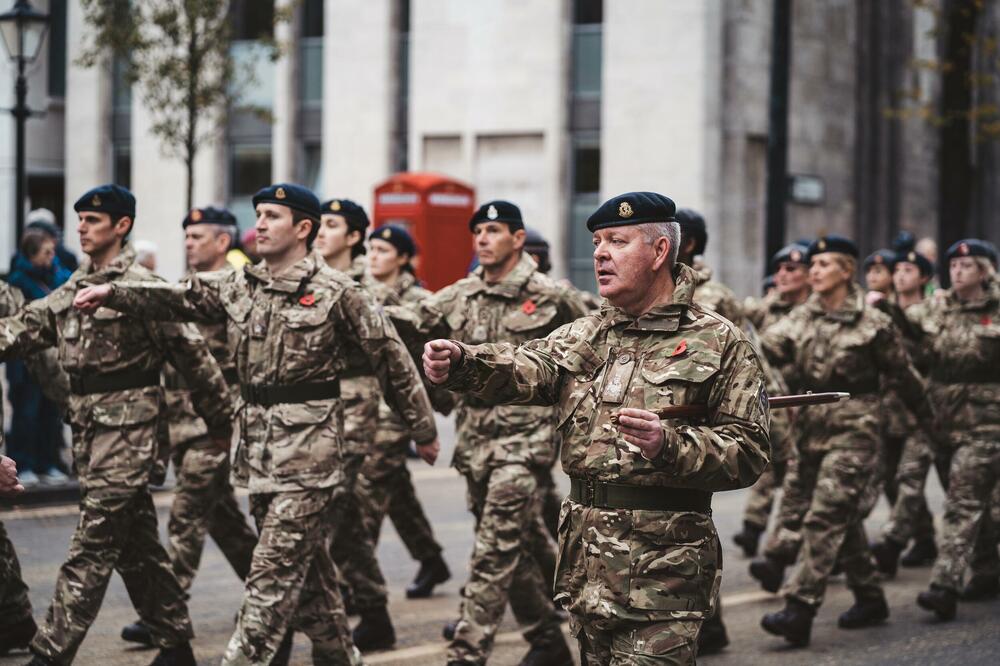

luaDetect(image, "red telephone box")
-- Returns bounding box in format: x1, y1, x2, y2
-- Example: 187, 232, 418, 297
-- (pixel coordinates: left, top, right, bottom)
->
372, 172, 476, 291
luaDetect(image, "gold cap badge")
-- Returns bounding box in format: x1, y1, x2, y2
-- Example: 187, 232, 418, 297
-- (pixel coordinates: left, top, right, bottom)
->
959, 242, 969, 255
817, 239, 827, 251
190, 209, 202, 222
618, 201, 633, 218
908, 252, 917, 262
874, 254, 884, 264
275, 187, 287, 200
91, 194, 101, 206
486, 204, 499, 220
790, 250, 802, 262
330, 200, 341, 212
381, 228, 391, 239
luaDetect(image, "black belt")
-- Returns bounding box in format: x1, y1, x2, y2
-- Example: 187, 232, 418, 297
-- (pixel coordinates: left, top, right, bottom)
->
241, 380, 340, 406
569, 477, 712, 513
70, 369, 161, 396
165, 368, 240, 390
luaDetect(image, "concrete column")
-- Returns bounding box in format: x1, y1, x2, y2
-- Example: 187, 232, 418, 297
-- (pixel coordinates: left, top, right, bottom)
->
271, 0, 297, 183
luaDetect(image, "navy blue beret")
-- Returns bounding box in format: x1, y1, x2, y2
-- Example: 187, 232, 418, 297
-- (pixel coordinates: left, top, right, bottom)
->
945, 238, 997, 264
586, 192, 677, 232
74, 184, 136, 219
253, 183, 321, 220
807, 234, 858, 260
183, 206, 237, 228
894, 249, 934, 277
863, 249, 897, 271
369, 224, 416, 257
674, 208, 707, 255
321, 198, 370, 233
469, 200, 524, 232
770, 243, 810, 272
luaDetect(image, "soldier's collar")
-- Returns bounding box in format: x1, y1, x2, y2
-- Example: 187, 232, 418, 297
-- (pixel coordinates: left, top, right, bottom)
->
395, 270, 416, 295
471, 252, 537, 298
246, 252, 318, 293
348, 254, 368, 282
805, 282, 864, 322
689, 259, 713, 286
81, 243, 137, 281
603, 264, 696, 331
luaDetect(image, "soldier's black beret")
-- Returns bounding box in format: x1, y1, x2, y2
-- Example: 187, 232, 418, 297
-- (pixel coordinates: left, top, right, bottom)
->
674, 208, 708, 256
253, 183, 321, 220
863, 249, 897, 271
945, 238, 997, 264
894, 249, 934, 277
369, 224, 416, 257
74, 184, 136, 219
586, 192, 676, 232
182, 206, 237, 228
807, 234, 858, 260
469, 200, 524, 232
321, 198, 370, 233
523, 227, 551, 273
771, 242, 810, 272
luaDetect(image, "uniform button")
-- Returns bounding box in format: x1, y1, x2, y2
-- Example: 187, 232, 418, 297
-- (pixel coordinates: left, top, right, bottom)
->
619, 352, 632, 364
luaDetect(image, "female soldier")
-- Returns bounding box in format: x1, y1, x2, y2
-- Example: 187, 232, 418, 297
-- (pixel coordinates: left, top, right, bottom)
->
755, 235, 933, 647
916, 239, 1000, 620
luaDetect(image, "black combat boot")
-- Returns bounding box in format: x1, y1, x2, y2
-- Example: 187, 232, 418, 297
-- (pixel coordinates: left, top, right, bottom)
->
870, 537, 905, 577
696, 612, 729, 655
406, 553, 451, 599
352, 606, 396, 652
518, 626, 573, 666
442, 618, 459, 641
121, 620, 154, 647
147, 642, 196, 666
838, 593, 889, 629
761, 598, 815, 647
749, 555, 786, 593
900, 538, 938, 568
960, 575, 1000, 601
270, 632, 294, 666
916, 585, 957, 621
732, 521, 765, 558
0, 616, 36, 656
23, 655, 55, 666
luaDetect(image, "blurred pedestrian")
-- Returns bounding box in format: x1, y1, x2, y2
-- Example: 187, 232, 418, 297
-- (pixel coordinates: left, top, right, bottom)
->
25, 208, 78, 272
134, 240, 158, 271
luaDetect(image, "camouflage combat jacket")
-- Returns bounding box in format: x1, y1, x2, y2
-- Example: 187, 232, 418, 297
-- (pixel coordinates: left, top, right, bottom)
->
163, 268, 239, 447
760, 284, 933, 454
690, 261, 744, 324
744, 292, 799, 333
0, 246, 232, 489
397, 253, 588, 480
876, 298, 930, 439
915, 284, 1000, 449
440, 262, 770, 622
104, 252, 437, 493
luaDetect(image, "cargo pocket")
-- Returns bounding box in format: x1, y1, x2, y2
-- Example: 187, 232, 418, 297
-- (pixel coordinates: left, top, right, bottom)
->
627, 509, 718, 612
88, 398, 160, 484
280, 300, 336, 366
640, 350, 720, 418
268, 400, 342, 483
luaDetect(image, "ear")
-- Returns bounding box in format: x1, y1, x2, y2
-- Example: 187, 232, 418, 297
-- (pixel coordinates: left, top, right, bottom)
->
296, 218, 314, 243
115, 216, 134, 238
511, 228, 526, 250
347, 228, 363, 248
651, 236, 672, 272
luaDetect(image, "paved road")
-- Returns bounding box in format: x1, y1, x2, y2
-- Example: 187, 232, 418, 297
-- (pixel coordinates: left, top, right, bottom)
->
2, 414, 998, 665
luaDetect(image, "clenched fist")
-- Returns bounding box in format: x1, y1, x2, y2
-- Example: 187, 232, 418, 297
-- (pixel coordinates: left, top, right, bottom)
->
614, 408, 666, 461
74, 284, 113, 314
423, 340, 462, 384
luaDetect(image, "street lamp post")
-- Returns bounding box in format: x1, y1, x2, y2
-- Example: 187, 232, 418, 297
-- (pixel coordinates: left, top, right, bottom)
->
0, 0, 50, 246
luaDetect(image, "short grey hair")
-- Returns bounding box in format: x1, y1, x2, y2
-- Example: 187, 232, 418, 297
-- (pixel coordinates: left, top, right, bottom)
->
639, 221, 681, 269
204, 223, 239, 250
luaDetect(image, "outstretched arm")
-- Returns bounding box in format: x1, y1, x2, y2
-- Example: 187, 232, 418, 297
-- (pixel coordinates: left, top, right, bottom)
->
75, 273, 228, 324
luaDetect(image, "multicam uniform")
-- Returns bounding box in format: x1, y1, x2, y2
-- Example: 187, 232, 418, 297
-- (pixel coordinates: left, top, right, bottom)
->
356, 270, 445, 562
919, 283, 1000, 593
439, 262, 770, 663
161, 267, 258, 593
759, 284, 932, 609
0, 246, 233, 664
102, 252, 437, 665
398, 253, 586, 663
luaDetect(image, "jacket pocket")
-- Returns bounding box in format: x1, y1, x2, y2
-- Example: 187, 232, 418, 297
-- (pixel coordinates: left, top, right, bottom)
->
640, 350, 721, 415
87, 397, 160, 483
267, 399, 342, 482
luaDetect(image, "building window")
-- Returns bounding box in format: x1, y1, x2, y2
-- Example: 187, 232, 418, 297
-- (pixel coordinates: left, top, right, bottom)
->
113, 145, 131, 190
574, 0, 602, 25
229, 145, 272, 230
391, 0, 411, 173
573, 145, 600, 194
47, 0, 67, 98
230, 0, 275, 40
302, 0, 323, 38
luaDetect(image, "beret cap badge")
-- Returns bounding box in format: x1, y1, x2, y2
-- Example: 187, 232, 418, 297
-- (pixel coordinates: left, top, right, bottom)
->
908, 252, 917, 262
790, 250, 802, 262
486, 204, 499, 220
381, 228, 391, 239
959, 242, 969, 255
91, 194, 101, 206
330, 200, 341, 212
618, 201, 634, 218
817, 239, 827, 251
275, 187, 287, 200
190, 209, 202, 222
874, 254, 884, 264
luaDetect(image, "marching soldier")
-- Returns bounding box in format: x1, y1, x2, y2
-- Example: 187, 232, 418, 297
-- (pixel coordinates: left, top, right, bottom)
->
395, 200, 584, 665
120, 207, 258, 648
0, 184, 234, 666
743, 242, 811, 333
916, 239, 1000, 620
359, 224, 451, 599
75, 183, 439, 665
755, 235, 935, 647
423, 191, 770, 665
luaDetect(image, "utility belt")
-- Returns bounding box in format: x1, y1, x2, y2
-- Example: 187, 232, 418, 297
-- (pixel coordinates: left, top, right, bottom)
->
240, 380, 341, 407
69, 368, 161, 396
164, 368, 240, 391
569, 477, 712, 514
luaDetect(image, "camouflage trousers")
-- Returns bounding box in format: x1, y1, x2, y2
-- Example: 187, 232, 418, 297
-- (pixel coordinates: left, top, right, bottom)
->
537, 464, 562, 539
741, 460, 787, 530
931, 440, 1000, 592
167, 440, 257, 592
880, 431, 945, 546
781, 449, 882, 607
448, 464, 562, 664
329, 376, 390, 612
763, 455, 806, 565
223, 489, 359, 666
573, 614, 701, 666
32, 487, 193, 664
357, 433, 442, 562
0, 519, 32, 626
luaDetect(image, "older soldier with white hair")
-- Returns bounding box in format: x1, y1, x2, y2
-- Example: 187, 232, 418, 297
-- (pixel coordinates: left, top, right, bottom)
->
423, 191, 770, 665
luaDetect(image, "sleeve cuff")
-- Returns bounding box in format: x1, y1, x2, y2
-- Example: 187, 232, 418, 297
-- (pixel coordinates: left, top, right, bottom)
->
648, 427, 680, 469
